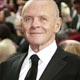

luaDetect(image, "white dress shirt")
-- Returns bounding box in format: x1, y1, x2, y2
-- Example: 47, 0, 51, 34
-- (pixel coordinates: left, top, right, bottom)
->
18, 40, 57, 80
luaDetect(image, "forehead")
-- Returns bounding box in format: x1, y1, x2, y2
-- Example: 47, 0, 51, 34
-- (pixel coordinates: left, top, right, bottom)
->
22, 0, 56, 17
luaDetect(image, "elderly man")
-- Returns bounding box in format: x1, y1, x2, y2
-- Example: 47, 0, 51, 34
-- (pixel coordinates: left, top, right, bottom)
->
0, 0, 80, 80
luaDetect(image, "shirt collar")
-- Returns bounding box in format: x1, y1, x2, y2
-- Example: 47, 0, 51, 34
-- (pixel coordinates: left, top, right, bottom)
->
28, 40, 57, 65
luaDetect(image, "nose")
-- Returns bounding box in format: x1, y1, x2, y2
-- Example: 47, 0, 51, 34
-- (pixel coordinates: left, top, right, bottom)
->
31, 18, 41, 28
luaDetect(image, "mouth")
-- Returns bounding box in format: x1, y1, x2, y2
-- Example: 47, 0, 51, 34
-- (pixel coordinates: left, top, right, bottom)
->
30, 31, 43, 34
30, 32, 43, 37
30, 32, 42, 34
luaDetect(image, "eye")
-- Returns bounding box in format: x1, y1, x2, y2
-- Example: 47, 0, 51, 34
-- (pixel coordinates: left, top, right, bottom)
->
40, 17, 47, 22
23, 16, 33, 23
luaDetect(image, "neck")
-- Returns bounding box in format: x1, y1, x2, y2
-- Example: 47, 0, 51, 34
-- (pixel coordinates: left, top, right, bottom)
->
30, 39, 55, 53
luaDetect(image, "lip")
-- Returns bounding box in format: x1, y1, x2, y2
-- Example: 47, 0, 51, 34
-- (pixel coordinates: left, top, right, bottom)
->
30, 33, 43, 35
30, 32, 43, 34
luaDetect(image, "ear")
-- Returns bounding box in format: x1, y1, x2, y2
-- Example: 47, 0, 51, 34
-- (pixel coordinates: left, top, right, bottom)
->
55, 17, 62, 33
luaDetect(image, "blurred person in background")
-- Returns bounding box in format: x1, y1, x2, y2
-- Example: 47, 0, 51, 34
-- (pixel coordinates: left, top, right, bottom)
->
0, 23, 12, 40
59, 40, 80, 56
5, 0, 18, 15
0, 23, 17, 63
0, 23, 18, 48
0, 9, 5, 23
56, 1, 73, 43
70, 0, 80, 33
14, 17, 29, 53
0, 39, 17, 63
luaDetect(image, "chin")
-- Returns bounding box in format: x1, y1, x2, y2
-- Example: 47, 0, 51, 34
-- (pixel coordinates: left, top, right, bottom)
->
29, 40, 43, 45
30, 41, 41, 45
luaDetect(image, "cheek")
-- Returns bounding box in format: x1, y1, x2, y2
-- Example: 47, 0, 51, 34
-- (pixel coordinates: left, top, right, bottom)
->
47, 24, 55, 34
22, 25, 29, 36
48, 28, 55, 38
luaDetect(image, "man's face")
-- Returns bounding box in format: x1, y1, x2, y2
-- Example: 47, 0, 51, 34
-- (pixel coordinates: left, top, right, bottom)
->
22, 1, 61, 46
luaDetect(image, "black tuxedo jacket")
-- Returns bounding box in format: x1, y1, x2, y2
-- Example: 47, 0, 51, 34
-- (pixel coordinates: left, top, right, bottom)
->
0, 47, 80, 80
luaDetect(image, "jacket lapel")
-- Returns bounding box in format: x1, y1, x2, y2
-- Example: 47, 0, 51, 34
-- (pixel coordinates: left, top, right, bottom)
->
8, 53, 27, 80
39, 47, 68, 80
